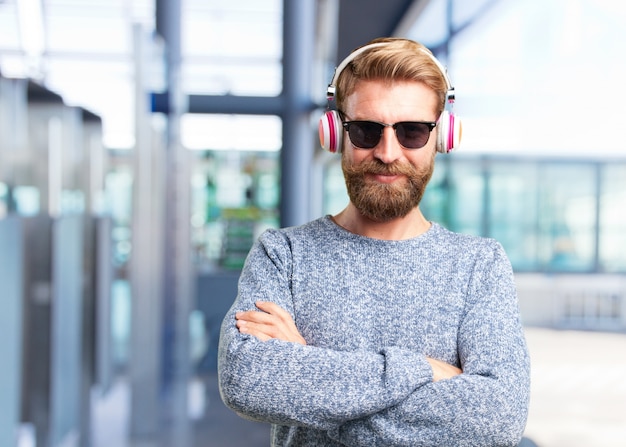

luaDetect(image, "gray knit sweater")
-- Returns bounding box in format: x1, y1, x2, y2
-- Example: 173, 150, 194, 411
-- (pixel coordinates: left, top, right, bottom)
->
218, 216, 530, 446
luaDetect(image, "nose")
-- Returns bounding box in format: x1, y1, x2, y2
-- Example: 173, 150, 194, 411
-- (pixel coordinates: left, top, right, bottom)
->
373, 126, 403, 164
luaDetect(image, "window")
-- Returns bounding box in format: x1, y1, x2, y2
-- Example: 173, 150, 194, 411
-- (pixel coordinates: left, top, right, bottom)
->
599, 163, 626, 272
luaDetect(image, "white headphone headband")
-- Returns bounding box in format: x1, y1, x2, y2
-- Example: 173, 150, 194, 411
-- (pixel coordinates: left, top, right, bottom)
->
326, 42, 453, 100
327, 43, 388, 98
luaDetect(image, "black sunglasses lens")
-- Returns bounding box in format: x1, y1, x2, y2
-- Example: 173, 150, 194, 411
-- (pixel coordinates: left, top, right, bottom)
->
395, 122, 431, 149
347, 122, 383, 149
345, 121, 433, 149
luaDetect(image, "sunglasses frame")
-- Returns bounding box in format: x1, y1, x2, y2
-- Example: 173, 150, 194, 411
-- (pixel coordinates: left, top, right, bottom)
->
341, 118, 437, 150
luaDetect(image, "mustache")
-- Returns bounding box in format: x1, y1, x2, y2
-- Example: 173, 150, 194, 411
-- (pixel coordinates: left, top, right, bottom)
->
344, 159, 418, 177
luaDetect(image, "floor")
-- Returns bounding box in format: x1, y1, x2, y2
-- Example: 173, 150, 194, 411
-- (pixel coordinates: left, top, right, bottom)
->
523, 328, 626, 447
89, 327, 626, 447
91, 373, 270, 447
194, 373, 270, 447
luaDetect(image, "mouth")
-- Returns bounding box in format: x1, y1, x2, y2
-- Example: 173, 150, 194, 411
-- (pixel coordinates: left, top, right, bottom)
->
366, 172, 405, 184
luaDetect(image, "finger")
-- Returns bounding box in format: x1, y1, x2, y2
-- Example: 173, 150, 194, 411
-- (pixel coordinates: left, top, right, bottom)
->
255, 301, 292, 320
236, 303, 307, 345
236, 310, 276, 325
237, 319, 284, 340
426, 357, 462, 381
235, 302, 288, 322
255, 301, 298, 328
238, 322, 272, 342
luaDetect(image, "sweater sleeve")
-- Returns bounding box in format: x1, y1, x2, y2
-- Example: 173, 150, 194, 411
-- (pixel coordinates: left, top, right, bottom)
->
217, 231, 434, 430
328, 242, 531, 447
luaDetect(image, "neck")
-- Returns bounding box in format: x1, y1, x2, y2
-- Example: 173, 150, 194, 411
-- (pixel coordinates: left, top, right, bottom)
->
332, 203, 431, 240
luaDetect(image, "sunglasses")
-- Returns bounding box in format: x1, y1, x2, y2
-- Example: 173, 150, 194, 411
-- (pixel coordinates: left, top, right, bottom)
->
342, 119, 437, 149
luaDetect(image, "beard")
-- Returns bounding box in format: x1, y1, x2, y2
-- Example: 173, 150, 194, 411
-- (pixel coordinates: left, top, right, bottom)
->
341, 153, 435, 222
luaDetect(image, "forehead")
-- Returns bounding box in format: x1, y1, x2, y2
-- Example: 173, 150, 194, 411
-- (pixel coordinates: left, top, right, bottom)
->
343, 79, 440, 120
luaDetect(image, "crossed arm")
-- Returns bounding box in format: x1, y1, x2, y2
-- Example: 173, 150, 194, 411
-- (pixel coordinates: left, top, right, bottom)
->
219, 233, 530, 446
232, 299, 529, 446
236, 300, 462, 382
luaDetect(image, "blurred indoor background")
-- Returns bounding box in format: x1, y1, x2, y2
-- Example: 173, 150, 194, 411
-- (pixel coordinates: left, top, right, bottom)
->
1, 0, 625, 446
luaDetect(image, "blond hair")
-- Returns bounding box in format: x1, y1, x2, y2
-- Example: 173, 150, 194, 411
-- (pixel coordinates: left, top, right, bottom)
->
335, 37, 449, 116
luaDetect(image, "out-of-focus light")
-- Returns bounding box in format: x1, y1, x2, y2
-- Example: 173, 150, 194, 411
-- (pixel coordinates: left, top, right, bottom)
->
16, 0, 45, 75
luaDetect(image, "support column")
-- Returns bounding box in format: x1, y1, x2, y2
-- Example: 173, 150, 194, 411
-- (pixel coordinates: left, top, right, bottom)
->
280, 0, 317, 227
156, 0, 194, 445
0, 217, 24, 447
129, 23, 163, 439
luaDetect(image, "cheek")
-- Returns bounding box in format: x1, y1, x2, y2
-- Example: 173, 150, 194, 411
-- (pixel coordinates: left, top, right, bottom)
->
343, 145, 370, 166
407, 146, 436, 166
341, 147, 353, 166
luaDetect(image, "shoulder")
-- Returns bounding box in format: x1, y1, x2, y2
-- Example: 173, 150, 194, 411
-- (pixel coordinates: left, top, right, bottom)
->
254, 216, 339, 257
259, 216, 334, 244
426, 223, 512, 276
429, 222, 504, 253
427, 225, 516, 303
246, 217, 343, 276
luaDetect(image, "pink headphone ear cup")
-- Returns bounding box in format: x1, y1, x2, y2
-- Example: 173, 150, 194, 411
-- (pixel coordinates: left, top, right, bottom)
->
436, 111, 461, 153
319, 110, 343, 153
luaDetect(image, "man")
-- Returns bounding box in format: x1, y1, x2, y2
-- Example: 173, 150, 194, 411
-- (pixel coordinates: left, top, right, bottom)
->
218, 37, 530, 446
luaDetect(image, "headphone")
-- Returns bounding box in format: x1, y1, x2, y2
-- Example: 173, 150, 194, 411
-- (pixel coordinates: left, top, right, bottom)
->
318, 42, 461, 154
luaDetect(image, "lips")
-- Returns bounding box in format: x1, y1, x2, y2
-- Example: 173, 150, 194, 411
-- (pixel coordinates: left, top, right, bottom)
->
365, 172, 406, 185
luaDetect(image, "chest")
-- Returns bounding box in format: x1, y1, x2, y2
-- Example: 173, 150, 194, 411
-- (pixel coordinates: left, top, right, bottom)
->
291, 264, 465, 357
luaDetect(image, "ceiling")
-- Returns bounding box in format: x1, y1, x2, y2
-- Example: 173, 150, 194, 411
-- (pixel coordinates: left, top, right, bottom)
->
0, 0, 433, 148
336, 0, 426, 61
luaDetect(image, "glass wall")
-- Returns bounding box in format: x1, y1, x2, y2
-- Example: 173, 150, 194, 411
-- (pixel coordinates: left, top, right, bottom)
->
535, 163, 598, 272
190, 149, 280, 271
486, 160, 539, 270
324, 155, 626, 274
599, 164, 626, 272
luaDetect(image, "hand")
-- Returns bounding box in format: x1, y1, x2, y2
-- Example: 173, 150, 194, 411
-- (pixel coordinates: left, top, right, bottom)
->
235, 301, 307, 345
426, 357, 462, 382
